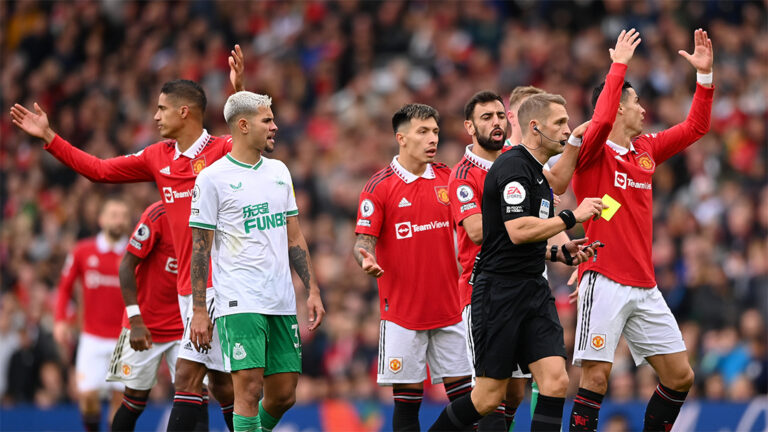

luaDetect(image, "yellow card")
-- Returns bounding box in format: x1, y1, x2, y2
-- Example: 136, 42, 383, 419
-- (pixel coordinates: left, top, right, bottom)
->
601, 194, 621, 221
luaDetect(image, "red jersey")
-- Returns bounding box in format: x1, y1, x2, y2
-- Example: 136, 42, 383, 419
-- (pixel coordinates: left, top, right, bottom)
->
355, 157, 460, 330
573, 63, 714, 287
449, 145, 493, 308
56, 233, 127, 338
121, 201, 183, 343
45, 130, 231, 296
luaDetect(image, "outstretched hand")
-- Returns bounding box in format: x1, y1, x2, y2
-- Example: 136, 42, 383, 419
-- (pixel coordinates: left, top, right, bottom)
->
358, 248, 384, 278
229, 44, 245, 92
10, 103, 56, 144
610, 28, 642, 65
678, 28, 713, 74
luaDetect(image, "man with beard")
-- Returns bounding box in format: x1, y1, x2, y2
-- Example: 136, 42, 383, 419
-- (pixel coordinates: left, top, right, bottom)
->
450, 90, 590, 431
189, 91, 325, 432
54, 197, 131, 431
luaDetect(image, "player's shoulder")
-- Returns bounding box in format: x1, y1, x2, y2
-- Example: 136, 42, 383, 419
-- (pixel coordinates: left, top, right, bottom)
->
73, 237, 97, 255
432, 162, 451, 180
141, 201, 167, 222
362, 165, 396, 195
260, 156, 289, 172
450, 157, 478, 182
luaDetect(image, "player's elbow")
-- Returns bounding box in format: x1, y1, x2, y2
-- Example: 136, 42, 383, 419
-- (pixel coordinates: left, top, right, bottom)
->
468, 229, 483, 245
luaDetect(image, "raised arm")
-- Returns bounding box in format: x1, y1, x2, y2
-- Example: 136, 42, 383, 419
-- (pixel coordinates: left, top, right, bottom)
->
10, 103, 153, 183
651, 28, 714, 164
229, 44, 245, 92
119, 252, 152, 351
189, 227, 214, 352
287, 216, 325, 331
578, 29, 641, 169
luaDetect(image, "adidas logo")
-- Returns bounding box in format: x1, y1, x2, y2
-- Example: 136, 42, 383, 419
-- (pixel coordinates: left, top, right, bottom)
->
183, 341, 193, 350
398, 197, 412, 208
159, 166, 171, 175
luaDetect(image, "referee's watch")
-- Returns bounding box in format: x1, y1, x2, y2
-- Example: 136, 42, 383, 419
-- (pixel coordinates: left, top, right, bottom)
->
550, 245, 559, 262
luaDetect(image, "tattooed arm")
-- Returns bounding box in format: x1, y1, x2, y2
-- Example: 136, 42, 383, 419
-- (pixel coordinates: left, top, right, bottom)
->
286, 216, 325, 331
353, 234, 384, 278
189, 227, 214, 352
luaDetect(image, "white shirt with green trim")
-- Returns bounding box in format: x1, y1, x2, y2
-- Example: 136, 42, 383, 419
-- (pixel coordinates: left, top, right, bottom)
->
189, 153, 299, 316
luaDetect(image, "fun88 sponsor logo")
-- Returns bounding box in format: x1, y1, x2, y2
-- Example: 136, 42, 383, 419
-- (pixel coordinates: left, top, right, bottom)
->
395, 220, 450, 239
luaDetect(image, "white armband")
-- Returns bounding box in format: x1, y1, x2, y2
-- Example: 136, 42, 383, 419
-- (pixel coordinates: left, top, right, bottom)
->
696, 72, 713, 85
567, 134, 583, 147
126, 305, 141, 318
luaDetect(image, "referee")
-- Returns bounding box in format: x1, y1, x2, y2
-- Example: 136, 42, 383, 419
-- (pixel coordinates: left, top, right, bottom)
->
429, 93, 605, 432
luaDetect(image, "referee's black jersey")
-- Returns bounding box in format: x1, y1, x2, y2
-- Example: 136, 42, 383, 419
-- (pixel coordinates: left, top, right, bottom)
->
477, 145, 554, 278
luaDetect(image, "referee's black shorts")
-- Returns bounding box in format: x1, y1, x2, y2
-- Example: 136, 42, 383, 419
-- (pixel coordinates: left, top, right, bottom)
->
470, 272, 567, 379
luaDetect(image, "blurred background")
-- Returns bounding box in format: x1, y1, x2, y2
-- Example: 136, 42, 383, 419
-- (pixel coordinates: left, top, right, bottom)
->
1, 0, 766, 430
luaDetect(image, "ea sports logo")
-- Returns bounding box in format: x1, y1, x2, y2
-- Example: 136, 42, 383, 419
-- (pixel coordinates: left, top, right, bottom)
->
614, 171, 627, 190
395, 222, 412, 239
503, 181, 525, 205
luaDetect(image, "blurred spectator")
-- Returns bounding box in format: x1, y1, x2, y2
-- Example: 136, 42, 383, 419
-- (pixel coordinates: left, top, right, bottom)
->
1, 0, 766, 407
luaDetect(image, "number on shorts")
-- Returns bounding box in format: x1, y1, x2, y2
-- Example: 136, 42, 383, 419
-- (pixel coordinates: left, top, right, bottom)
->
291, 323, 300, 348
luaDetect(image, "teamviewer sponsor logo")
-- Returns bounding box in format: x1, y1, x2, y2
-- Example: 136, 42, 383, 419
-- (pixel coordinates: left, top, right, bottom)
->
614, 171, 628, 189
163, 187, 195, 203
395, 222, 412, 239
614, 171, 652, 191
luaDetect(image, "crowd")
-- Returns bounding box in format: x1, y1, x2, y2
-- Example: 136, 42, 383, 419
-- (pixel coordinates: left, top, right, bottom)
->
1, 0, 765, 408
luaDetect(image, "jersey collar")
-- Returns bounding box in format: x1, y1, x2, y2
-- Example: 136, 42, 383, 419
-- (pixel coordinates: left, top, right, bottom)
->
96, 232, 128, 254
519, 144, 545, 168
464, 145, 493, 172
390, 156, 435, 184
173, 129, 210, 160
606, 139, 635, 156
225, 153, 264, 171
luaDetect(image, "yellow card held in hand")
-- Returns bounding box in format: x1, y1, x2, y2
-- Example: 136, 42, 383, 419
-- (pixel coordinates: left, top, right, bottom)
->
601, 194, 621, 221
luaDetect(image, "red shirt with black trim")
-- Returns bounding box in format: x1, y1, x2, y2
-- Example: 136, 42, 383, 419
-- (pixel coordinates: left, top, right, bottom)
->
355, 157, 460, 330
449, 145, 493, 308
55, 233, 127, 338
45, 130, 231, 296
121, 201, 183, 342
573, 63, 714, 287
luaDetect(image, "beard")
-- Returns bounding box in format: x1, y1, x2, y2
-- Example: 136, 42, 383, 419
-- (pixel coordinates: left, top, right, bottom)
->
475, 126, 506, 151
105, 226, 127, 241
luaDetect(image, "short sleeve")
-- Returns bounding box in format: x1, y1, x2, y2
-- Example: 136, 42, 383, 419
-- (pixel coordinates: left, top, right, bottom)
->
495, 161, 533, 222
284, 165, 299, 217
355, 188, 384, 238
449, 176, 482, 224
189, 170, 219, 230
127, 206, 162, 259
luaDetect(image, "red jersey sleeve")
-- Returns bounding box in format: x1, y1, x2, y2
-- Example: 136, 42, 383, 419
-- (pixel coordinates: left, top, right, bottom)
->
578, 63, 628, 169
127, 204, 163, 259
646, 84, 714, 164
355, 186, 385, 238
55, 246, 81, 322
45, 135, 154, 183
449, 176, 482, 225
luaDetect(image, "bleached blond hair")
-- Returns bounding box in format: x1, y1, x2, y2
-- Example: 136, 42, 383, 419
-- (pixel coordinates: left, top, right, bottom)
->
223, 91, 272, 126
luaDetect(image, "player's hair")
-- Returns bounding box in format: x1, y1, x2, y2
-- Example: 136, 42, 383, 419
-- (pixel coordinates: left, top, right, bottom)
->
464, 91, 504, 120
223, 91, 273, 127
392, 103, 440, 133
517, 93, 567, 136
99, 195, 128, 215
591, 81, 634, 110
160, 79, 207, 113
508, 86, 545, 112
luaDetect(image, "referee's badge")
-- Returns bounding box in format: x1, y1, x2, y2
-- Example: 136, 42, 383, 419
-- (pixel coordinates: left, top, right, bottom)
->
388, 357, 403, 374
590, 334, 606, 350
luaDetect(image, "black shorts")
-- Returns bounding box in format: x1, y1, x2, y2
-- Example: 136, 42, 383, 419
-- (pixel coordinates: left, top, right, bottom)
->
470, 272, 566, 379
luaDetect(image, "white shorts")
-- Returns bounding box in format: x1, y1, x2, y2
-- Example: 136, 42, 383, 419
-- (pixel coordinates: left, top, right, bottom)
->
178, 292, 226, 372
573, 271, 686, 367
106, 328, 180, 390
377, 319, 473, 385
75, 333, 123, 394
462, 305, 531, 380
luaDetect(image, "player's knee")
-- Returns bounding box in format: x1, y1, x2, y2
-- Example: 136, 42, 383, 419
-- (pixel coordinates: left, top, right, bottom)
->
207, 372, 234, 403
580, 370, 609, 394
538, 372, 569, 397
173, 363, 206, 393
471, 389, 505, 416
505, 381, 526, 408
266, 388, 296, 413
669, 367, 694, 392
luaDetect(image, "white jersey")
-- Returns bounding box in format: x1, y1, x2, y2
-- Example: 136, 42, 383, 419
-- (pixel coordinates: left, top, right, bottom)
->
189, 153, 299, 317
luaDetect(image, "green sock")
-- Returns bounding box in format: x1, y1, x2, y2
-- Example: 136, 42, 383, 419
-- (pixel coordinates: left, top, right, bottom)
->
530, 381, 539, 418
258, 401, 281, 432
233, 413, 261, 432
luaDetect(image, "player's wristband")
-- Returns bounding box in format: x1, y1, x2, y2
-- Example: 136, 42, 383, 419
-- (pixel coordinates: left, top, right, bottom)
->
126, 305, 141, 318
558, 210, 576, 230
567, 135, 582, 147
696, 72, 713, 85
549, 245, 559, 262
